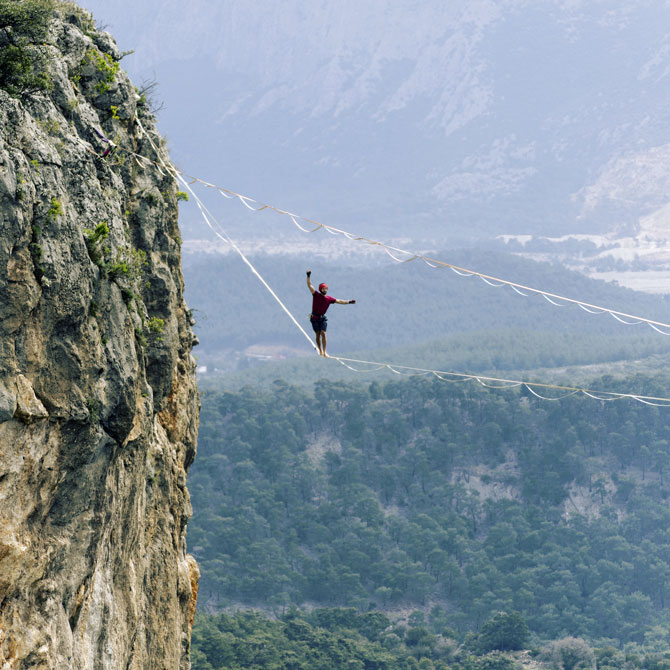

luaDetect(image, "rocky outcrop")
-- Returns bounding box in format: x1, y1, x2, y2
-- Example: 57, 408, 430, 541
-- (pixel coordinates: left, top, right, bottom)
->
0, 3, 199, 668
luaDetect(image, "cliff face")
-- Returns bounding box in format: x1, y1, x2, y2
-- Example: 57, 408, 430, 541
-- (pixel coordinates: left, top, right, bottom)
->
0, 4, 199, 668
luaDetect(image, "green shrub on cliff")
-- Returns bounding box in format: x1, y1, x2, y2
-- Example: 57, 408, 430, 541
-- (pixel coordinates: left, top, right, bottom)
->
0, 0, 55, 96
83, 221, 109, 266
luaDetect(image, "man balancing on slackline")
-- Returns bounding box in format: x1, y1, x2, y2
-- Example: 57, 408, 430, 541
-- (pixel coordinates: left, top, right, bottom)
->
306, 270, 356, 357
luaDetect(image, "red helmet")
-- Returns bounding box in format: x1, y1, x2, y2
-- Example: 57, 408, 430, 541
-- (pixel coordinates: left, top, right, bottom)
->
318, 283, 328, 291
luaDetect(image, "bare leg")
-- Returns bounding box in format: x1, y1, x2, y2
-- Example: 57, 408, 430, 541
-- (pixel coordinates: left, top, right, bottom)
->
321, 331, 328, 357
315, 331, 325, 356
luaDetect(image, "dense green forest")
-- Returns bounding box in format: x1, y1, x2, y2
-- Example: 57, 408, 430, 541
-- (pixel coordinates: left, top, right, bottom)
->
186, 249, 670, 667
191, 607, 670, 670
191, 607, 460, 670
188, 373, 670, 650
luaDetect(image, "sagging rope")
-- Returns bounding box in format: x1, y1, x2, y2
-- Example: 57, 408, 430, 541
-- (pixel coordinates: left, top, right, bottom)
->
81, 125, 670, 335
329, 356, 670, 407
205, 180, 670, 336
78, 121, 670, 407
132, 119, 318, 354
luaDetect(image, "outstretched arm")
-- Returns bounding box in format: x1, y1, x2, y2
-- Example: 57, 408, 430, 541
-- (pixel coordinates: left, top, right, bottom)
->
335, 298, 356, 304
306, 270, 315, 295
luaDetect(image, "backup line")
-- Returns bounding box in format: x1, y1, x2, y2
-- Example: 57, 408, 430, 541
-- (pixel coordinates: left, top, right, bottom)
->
86, 127, 670, 335
99, 123, 670, 407
329, 356, 670, 407
197, 180, 670, 336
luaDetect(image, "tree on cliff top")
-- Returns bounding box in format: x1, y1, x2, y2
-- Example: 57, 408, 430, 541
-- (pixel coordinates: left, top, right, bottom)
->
0, 0, 55, 96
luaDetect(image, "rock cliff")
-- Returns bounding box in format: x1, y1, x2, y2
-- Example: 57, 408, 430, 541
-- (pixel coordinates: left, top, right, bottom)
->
0, 3, 199, 668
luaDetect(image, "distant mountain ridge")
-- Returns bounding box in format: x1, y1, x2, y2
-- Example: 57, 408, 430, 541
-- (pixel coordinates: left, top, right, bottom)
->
80, 0, 670, 244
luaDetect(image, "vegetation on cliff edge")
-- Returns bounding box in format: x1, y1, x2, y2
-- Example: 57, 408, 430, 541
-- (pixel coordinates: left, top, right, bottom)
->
0, 0, 55, 96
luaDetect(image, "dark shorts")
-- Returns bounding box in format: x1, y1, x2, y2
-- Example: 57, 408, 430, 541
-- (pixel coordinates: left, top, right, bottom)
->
310, 314, 328, 332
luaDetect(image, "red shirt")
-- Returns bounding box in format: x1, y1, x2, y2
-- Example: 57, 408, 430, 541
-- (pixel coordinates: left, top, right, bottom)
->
312, 292, 336, 316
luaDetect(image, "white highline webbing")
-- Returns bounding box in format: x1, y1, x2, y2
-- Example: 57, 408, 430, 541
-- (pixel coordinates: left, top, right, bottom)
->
127, 123, 670, 407
327, 356, 670, 406
134, 120, 317, 353
96, 128, 670, 336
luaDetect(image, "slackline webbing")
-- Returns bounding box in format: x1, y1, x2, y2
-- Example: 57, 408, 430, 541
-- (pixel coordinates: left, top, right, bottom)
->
83, 124, 670, 335
204, 181, 670, 336
81, 120, 670, 406
133, 119, 317, 353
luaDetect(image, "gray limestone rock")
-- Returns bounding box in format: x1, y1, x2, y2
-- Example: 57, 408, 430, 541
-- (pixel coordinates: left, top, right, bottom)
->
0, 380, 16, 422
13, 374, 48, 423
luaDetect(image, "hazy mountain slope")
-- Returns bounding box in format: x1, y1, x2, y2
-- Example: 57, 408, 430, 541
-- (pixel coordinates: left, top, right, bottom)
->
79, 1, 670, 243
